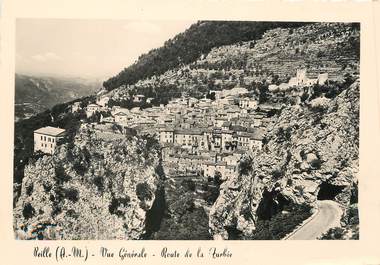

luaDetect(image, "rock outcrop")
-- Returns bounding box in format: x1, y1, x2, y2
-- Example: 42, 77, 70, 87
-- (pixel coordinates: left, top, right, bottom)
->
14, 125, 163, 240
209, 80, 359, 239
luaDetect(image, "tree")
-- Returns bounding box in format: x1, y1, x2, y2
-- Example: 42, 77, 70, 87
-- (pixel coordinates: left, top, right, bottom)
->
258, 84, 269, 104
239, 156, 253, 176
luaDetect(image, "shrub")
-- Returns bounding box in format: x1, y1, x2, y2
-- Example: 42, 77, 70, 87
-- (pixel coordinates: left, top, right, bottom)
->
43, 183, 52, 192
63, 188, 79, 202
22, 203, 35, 220
250, 203, 312, 240
73, 160, 87, 176
239, 156, 253, 176
272, 169, 283, 179
26, 184, 34, 196
55, 165, 71, 183
214, 171, 223, 185
310, 158, 322, 169
320, 227, 344, 240
109, 196, 131, 217
347, 206, 359, 225
181, 179, 196, 192
276, 127, 292, 143
155, 208, 211, 240
93, 176, 104, 192
136, 182, 153, 201
203, 187, 220, 205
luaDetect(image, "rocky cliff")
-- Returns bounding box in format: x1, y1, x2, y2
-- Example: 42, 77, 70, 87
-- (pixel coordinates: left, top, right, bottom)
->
209, 80, 359, 239
14, 125, 163, 240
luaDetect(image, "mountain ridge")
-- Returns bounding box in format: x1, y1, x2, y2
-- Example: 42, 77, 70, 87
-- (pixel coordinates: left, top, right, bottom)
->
103, 21, 312, 91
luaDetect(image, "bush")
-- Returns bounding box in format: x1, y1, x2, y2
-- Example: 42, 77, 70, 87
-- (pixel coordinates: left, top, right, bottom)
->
155, 208, 211, 240
93, 176, 104, 192
239, 156, 253, 176
55, 165, 71, 183
250, 203, 312, 240
26, 184, 34, 196
347, 205, 359, 225
320, 227, 344, 240
63, 188, 79, 202
272, 169, 283, 179
22, 203, 35, 220
276, 127, 292, 143
109, 196, 131, 217
203, 186, 220, 205
136, 182, 153, 201
181, 179, 196, 192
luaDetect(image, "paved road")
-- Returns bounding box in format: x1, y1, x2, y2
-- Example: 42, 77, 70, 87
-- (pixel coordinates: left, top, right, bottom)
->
287, 200, 343, 240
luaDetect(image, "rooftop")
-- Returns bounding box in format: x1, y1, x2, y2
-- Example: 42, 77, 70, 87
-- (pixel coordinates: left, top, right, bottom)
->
34, 126, 66, 136
114, 111, 128, 116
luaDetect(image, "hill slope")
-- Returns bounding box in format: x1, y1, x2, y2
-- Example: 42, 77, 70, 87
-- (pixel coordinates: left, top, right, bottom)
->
105, 22, 359, 107
103, 21, 310, 90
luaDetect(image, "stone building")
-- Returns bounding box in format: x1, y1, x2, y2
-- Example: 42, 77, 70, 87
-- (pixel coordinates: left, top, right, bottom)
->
34, 126, 66, 154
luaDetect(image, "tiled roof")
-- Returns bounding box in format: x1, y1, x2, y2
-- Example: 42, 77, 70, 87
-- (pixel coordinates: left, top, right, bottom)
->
34, 126, 65, 136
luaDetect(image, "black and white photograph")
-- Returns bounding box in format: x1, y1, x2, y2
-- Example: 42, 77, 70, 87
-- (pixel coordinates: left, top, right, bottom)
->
13, 19, 360, 240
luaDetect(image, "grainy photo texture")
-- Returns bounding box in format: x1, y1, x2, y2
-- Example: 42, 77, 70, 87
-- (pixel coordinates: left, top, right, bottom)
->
13, 20, 360, 240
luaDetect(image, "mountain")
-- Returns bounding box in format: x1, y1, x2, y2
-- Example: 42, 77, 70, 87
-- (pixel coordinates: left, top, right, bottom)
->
103, 21, 311, 91
106, 22, 359, 107
15, 74, 101, 121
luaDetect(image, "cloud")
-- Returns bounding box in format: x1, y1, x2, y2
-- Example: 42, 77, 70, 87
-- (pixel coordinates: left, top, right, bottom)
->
123, 21, 162, 35
31, 52, 62, 62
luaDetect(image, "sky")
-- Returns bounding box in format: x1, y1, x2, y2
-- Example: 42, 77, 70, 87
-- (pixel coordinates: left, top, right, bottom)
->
16, 19, 195, 80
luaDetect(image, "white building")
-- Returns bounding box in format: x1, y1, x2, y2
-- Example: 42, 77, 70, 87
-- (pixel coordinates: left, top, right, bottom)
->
86, 103, 100, 117
159, 128, 175, 144
114, 111, 130, 123
34, 126, 66, 154
239, 98, 258, 110
96, 96, 110, 107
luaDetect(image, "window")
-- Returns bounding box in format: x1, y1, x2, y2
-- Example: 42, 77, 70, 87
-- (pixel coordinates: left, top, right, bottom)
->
51, 144, 53, 148
52, 138, 55, 143
44, 136, 46, 141
41, 135, 43, 140
41, 143, 43, 147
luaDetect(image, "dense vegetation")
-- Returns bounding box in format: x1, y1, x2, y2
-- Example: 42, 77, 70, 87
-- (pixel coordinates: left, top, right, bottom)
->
103, 21, 310, 90
249, 203, 312, 240
152, 179, 211, 240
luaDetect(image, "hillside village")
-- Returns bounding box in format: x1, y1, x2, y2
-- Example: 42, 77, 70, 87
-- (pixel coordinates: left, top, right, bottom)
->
107, 22, 358, 104
35, 67, 332, 182
16, 21, 360, 240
